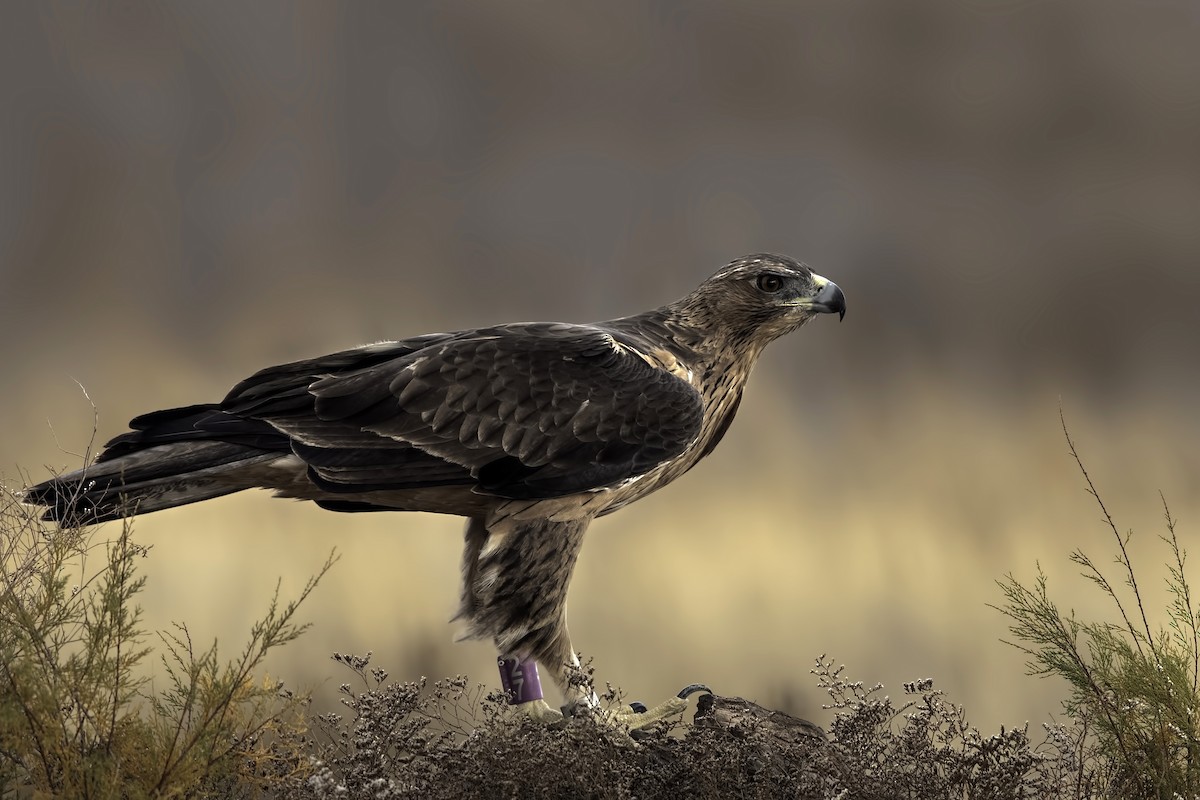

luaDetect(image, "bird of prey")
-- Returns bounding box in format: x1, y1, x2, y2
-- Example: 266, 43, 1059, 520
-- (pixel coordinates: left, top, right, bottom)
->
25, 253, 845, 728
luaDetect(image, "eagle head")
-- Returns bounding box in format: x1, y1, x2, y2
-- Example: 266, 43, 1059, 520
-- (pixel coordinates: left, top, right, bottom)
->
677, 253, 846, 350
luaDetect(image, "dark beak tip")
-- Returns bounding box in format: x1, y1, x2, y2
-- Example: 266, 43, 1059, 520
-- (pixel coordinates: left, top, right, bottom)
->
815, 281, 846, 321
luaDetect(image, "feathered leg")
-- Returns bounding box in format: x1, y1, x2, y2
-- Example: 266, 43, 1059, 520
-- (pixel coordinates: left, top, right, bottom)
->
458, 514, 584, 675
458, 513, 702, 731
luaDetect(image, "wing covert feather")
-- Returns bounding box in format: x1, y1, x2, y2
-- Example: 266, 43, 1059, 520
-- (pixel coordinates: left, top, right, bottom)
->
302, 325, 704, 498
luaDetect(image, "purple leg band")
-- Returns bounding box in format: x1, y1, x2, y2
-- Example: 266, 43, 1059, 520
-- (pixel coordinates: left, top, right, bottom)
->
497, 656, 544, 704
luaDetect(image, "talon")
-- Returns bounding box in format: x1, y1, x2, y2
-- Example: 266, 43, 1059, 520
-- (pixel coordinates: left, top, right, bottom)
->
677, 683, 711, 699
629, 701, 648, 714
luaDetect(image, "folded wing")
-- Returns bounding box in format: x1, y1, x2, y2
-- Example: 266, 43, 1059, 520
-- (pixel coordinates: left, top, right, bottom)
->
236, 323, 705, 500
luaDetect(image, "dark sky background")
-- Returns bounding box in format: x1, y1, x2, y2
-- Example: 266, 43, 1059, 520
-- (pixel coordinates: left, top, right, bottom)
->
3, 1, 1200, 732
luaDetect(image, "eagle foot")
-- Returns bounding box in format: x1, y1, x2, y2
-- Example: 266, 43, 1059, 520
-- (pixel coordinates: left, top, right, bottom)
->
561, 683, 712, 734
516, 698, 566, 726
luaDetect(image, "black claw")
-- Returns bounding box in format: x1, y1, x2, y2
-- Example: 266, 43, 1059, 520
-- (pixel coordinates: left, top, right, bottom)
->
629, 701, 648, 714
560, 701, 583, 719
677, 683, 712, 699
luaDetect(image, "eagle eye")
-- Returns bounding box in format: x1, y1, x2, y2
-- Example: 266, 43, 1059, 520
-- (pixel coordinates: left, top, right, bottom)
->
755, 274, 784, 294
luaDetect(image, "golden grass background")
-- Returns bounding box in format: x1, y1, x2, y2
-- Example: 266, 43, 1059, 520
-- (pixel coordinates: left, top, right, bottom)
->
4, 1, 1200, 734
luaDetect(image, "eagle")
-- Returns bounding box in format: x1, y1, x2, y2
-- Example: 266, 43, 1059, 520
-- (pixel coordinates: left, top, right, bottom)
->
24, 253, 845, 728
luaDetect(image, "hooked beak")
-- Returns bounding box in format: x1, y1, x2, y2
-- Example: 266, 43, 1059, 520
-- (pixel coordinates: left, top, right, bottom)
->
810, 275, 846, 321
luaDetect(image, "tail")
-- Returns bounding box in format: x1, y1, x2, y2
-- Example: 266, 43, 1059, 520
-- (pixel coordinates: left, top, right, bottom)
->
24, 404, 290, 525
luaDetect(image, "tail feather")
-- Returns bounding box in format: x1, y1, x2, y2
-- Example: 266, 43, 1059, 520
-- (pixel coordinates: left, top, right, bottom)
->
24, 442, 280, 525
24, 405, 291, 526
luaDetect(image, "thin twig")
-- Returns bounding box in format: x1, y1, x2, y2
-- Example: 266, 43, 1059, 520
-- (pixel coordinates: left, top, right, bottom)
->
1060, 408, 1154, 651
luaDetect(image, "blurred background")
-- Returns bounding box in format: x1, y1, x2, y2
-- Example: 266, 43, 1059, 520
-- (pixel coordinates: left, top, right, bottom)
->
3, 1, 1200, 733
